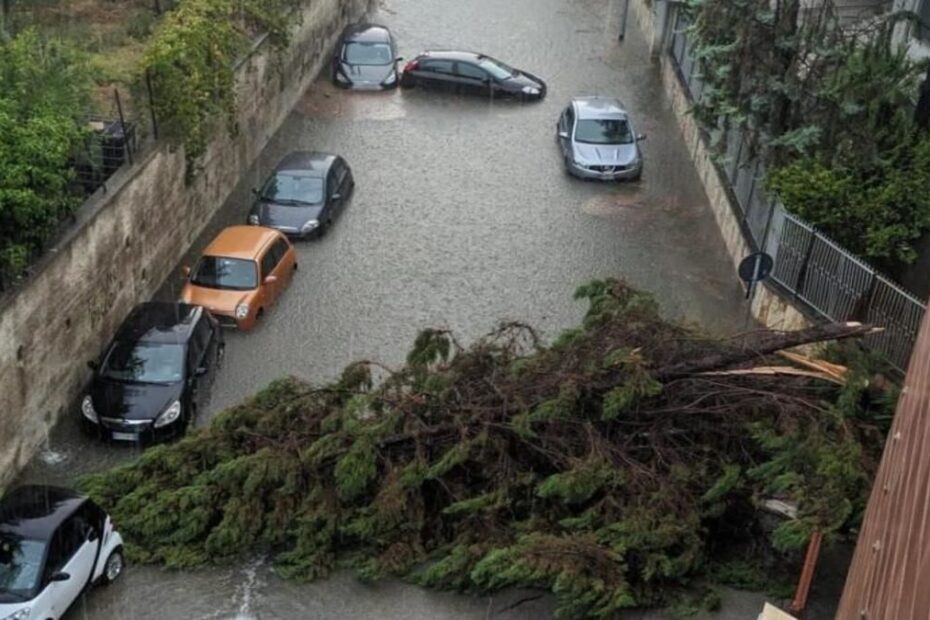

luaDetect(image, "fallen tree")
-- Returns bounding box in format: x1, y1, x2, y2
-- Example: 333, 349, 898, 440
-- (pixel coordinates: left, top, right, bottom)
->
82, 280, 893, 617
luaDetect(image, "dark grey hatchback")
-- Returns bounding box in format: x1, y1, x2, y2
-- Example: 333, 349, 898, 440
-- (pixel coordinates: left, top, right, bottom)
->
332, 23, 401, 90
247, 151, 354, 238
401, 50, 546, 101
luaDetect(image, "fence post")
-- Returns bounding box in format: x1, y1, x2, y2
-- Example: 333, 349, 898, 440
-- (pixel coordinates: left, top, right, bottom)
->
145, 71, 159, 140
794, 231, 817, 299
114, 88, 133, 166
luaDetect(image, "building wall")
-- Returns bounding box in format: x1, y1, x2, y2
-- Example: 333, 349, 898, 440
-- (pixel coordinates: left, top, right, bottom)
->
0, 0, 373, 490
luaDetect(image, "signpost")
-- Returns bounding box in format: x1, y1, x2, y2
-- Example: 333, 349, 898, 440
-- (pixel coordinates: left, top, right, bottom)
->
618, 0, 630, 41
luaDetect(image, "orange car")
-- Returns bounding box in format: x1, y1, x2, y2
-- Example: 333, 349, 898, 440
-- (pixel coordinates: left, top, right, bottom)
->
180, 226, 297, 330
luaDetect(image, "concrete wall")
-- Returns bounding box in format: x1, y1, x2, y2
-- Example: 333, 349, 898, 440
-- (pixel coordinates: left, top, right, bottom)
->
0, 0, 373, 489
633, 0, 811, 333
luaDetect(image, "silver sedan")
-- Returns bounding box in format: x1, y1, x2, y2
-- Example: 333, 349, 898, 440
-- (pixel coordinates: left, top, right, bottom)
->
557, 96, 645, 181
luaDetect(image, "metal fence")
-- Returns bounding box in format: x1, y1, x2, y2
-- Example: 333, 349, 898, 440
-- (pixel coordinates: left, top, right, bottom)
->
669, 10, 926, 369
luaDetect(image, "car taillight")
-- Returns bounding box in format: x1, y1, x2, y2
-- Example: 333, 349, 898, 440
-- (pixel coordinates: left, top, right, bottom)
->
403, 60, 419, 73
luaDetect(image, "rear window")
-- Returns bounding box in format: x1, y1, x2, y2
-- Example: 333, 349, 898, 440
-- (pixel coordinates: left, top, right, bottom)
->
0, 533, 45, 602
344, 42, 393, 65
574, 118, 633, 145
191, 256, 258, 291
102, 341, 185, 384
261, 172, 324, 206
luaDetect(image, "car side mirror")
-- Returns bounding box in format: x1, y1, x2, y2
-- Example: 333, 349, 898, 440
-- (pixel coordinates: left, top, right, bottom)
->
182, 265, 191, 277
264, 275, 278, 284
87, 360, 98, 371
250, 187, 259, 196
558, 131, 569, 139
195, 366, 208, 377
49, 571, 70, 583
86, 528, 98, 542
331, 192, 342, 201
395, 56, 404, 63
636, 133, 646, 142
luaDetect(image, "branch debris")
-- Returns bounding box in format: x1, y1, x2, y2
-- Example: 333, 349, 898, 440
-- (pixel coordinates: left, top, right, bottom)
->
82, 280, 891, 618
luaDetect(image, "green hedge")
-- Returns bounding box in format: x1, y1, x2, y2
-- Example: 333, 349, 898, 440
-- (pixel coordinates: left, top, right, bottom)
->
0, 29, 91, 288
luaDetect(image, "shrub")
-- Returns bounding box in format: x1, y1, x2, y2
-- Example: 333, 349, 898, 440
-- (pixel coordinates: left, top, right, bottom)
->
0, 29, 91, 287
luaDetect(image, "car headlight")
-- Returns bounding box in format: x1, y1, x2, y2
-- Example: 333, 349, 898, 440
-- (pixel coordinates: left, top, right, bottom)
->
235, 303, 250, 319
81, 395, 99, 424
247, 214, 260, 225
381, 72, 397, 86
522, 86, 540, 95
301, 219, 319, 233
2, 607, 31, 620
154, 401, 182, 429
335, 70, 351, 84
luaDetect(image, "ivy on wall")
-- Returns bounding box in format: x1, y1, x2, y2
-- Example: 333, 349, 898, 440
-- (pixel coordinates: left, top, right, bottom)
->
140, 0, 298, 173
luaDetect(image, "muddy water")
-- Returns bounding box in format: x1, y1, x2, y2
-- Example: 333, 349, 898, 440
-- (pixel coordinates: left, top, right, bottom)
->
19, 0, 755, 617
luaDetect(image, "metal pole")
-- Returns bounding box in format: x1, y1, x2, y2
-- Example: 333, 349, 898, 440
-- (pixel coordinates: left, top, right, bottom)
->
114, 88, 133, 166
618, 0, 630, 41
145, 71, 159, 140
789, 529, 824, 615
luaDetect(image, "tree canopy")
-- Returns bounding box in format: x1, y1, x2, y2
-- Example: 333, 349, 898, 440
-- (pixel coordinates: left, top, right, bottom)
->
82, 281, 893, 617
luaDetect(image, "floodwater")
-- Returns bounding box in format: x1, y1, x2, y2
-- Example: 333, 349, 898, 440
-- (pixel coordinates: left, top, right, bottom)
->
16, 0, 769, 616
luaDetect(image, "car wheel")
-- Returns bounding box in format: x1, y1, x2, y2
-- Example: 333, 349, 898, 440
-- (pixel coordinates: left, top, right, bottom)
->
100, 547, 125, 585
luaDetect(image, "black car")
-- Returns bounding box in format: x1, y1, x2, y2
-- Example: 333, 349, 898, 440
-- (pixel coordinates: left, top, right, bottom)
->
81, 302, 223, 443
247, 151, 354, 238
332, 23, 401, 90
400, 50, 546, 101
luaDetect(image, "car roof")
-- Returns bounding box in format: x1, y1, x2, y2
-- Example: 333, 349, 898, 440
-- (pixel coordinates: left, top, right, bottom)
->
343, 23, 391, 43
203, 225, 280, 260
418, 50, 486, 62
115, 302, 201, 344
0, 486, 86, 540
273, 151, 336, 177
572, 96, 629, 119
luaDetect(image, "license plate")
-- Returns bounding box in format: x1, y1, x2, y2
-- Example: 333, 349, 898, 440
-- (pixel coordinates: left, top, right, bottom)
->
112, 432, 139, 442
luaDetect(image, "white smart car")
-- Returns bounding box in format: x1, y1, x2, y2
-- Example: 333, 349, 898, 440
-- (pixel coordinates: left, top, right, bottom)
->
0, 485, 124, 620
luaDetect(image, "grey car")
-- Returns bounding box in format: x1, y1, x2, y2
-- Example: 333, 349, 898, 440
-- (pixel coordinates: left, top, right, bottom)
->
557, 96, 645, 181
247, 152, 354, 238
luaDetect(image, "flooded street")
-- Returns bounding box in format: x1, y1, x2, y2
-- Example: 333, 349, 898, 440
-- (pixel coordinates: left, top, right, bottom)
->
20, 0, 754, 616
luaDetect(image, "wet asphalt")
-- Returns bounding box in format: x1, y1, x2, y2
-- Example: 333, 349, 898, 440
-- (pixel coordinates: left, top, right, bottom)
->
17, 0, 767, 616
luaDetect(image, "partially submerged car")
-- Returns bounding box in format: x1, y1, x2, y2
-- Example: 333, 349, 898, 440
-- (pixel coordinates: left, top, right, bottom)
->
557, 96, 645, 181
0, 485, 124, 620
401, 50, 546, 101
247, 152, 354, 238
81, 302, 223, 443
181, 226, 297, 330
332, 23, 401, 90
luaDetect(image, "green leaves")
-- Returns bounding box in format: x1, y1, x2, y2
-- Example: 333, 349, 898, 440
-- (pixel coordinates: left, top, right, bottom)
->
140, 0, 295, 173
0, 29, 90, 284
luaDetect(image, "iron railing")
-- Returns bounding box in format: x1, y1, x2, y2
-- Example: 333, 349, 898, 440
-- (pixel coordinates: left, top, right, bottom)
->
669, 10, 926, 369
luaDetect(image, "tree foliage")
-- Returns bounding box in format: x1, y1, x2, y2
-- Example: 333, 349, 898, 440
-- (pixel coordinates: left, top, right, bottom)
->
140, 0, 297, 173
82, 281, 892, 617
687, 0, 930, 268
0, 29, 91, 286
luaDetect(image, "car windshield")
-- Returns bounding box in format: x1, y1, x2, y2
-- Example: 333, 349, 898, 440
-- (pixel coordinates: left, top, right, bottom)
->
191, 256, 258, 291
574, 118, 633, 145
477, 57, 515, 80
0, 533, 45, 602
261, 172, 324, 205
102, 341, 185, 384
344, 41, 393, 65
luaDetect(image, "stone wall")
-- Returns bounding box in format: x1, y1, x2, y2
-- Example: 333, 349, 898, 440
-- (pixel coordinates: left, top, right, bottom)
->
632, 0, 811, 332
0, 0, 373, 489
